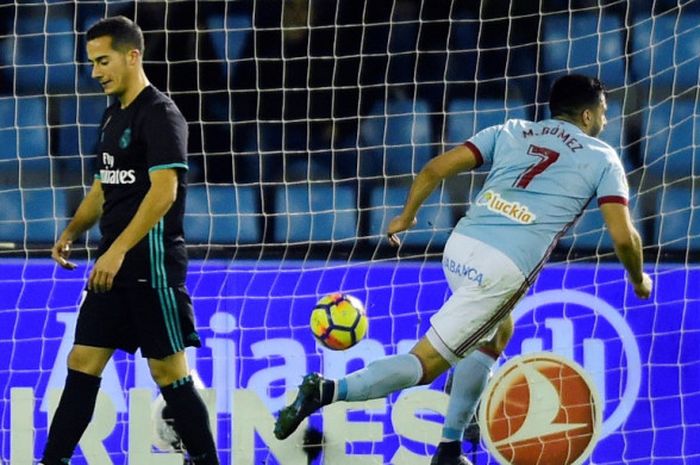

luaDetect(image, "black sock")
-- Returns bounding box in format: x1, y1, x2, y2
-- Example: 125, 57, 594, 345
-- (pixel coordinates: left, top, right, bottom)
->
437, 440, 461, 457
41, 369, 101, 464
320, 379, 336, 406
160, 375, 219, 465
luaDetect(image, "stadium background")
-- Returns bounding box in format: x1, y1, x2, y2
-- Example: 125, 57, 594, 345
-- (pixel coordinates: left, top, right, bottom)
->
1, 0, 699, 464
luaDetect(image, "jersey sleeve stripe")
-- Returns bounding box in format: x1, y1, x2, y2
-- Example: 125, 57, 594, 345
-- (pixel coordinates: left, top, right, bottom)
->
598, 196, 628, 206
149, 162, 189, 173
464, 141, 484, 167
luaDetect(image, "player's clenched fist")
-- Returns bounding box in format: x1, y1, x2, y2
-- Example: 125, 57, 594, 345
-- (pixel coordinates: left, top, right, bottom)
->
632, 272, 653, 299
386, 215, 417, 247
51, 237, 77, 270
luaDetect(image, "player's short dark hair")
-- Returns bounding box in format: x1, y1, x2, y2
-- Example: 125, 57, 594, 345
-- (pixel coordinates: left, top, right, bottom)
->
86, 16, 144, 54
549, 74, 606, 118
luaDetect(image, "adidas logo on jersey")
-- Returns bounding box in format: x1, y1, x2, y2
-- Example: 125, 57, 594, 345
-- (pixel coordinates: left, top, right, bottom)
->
476, 190, 536, 224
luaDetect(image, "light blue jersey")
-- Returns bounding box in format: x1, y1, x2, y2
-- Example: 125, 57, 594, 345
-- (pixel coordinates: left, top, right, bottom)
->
453, 118, 629, 279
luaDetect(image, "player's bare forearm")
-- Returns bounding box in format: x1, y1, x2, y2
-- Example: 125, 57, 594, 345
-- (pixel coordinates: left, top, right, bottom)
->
109, 169, 178, 255
401, 144, 479, 219
53, 179, 104, 270
614, 228, 652, 298
600, 202, 652, 298
62, 179, 104, 241
613, 228, 644, 284
400, 166, 442, 220
387, 144, 481, 245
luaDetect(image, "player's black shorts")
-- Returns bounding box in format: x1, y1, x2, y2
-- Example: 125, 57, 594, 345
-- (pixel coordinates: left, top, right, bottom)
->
74, 283, 201, 359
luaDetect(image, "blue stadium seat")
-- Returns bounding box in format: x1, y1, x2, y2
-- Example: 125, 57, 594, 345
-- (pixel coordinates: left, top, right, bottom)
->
360, 99, 432, 177
558, 203, 611, 250
598, 98, 623, 151
46, 16, 76, 93
273, 183, 357, 243
0, 130, 17, 161
14, 34, 44, 66
51, 97, 79, 157
445, 98, 528, 147
0, 97, 17, 161
446, 15, 479, 82
559, 195, 644, 250
78, 95, 108, 125
283, 156, 333, 182
541, 13, 625, 88
17, 97, 47, 158
0, 188, 67, 243
0, 190, 23, 242
185, 185, 261, 244
597, 98, 635, 172
206, 12, 252, 67
0, 96, 14, 127
14, 65, 46, 96
17, 97, 44, 127
655, 188, 700, 251
368, 184, 453, 247
641, 98, 697, 180
79, 127, 100, 158
387, 20, 419, 84
47, 64, 77, 93
46, 16, 74, 64
24, 189, 68, 243
631, 13, 700, 88
10, 14, 46, 95
76, 96, 108, 155
558, 202, 611, 250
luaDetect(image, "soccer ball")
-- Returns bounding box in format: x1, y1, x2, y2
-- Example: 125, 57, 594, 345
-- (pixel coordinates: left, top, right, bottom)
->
150, 370, 205, 453
151, 394, 183, 452
310, 293, 368, 350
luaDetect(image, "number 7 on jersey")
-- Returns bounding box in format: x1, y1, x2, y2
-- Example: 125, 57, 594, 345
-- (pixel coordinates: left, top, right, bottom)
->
514, 144, 560, 189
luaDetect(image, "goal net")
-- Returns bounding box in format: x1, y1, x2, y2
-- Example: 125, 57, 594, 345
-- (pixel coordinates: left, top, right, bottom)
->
1, 1, 698, 464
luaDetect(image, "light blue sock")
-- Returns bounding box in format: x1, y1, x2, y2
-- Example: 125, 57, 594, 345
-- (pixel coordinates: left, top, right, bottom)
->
337, 353, 423, 401
441, 350, 496, 442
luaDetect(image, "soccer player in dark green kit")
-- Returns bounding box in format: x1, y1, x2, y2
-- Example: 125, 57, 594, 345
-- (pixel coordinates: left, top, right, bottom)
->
41, 16, 218, 464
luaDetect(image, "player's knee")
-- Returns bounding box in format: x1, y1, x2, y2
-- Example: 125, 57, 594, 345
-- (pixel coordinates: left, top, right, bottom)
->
418, 368, 437, 385
410, 337, 451, 384
418, 361, 454, 384
481, 316, 514, 356
149, 362, 174, 386
413, 354, 448, 385
66, 346, 111, 376
148, 353, 189, 387
494, 316, 514, 353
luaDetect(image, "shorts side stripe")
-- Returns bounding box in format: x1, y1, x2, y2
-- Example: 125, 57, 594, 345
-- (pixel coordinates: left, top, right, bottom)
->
156, 221, 169, 288
150, 221, 182, 353
148, 229, 157, 285
167, 287, 184, 350
157, 286, 179, 353
156, 221, 183, 351
454, 279, 530, 357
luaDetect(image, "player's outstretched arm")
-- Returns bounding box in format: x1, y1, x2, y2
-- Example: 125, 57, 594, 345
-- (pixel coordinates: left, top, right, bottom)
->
387, 144, 481, 246
88, 169, 178, 292
600, 202, 652, 298
52, 178, 104, 270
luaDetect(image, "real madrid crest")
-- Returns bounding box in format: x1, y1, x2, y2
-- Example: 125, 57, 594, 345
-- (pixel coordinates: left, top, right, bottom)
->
119, 128, 132, 149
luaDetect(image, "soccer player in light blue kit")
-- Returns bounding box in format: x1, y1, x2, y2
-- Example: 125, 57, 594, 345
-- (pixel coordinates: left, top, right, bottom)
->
274, 75, 653, 464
